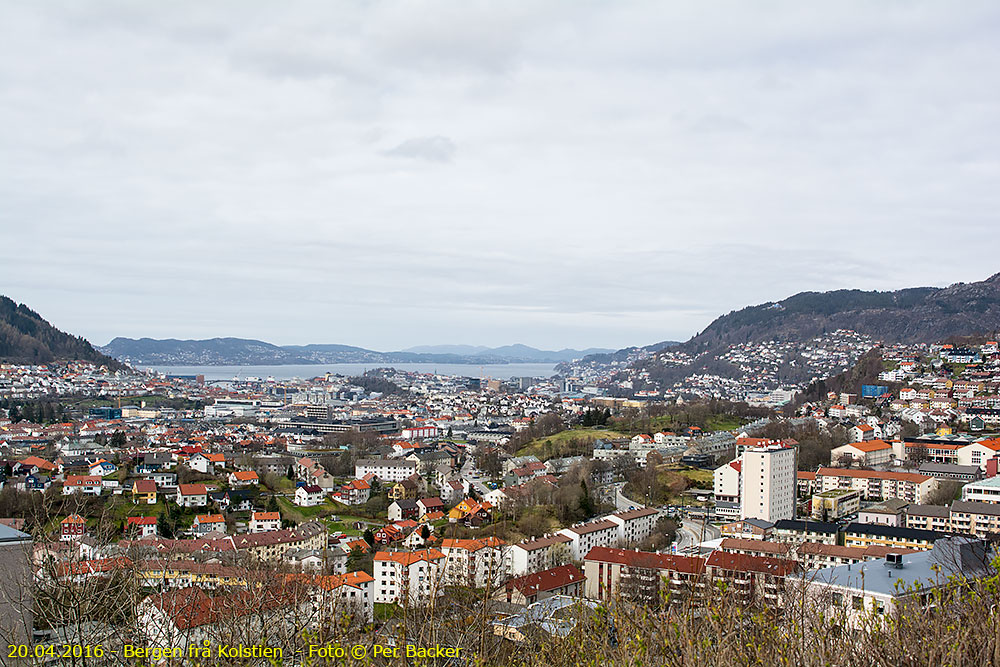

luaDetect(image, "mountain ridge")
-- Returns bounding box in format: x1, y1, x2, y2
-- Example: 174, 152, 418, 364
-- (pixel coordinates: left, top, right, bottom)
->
559, 273, 1000, 392
0, 295, 124, 369
99, 337, 611, 365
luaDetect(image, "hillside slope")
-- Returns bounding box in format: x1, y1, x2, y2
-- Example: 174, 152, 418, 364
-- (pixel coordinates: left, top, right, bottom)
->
0, 295, 123, 369
684, 273, 1000, 355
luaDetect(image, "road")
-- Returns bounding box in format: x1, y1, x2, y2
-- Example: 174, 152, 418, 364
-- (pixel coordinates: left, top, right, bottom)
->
614, 483, 654, 513
612, 483, 721, 554
675, 518, 721, 553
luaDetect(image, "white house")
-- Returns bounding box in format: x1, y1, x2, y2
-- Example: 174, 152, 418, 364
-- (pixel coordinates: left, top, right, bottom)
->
607, 507, 658, 546
295, 484, 325, 507
176, 484, 208, 508
249, 511, 281, 533
439, 537, 510, 588
355, 459, 417, 483
556, 520, 619, 561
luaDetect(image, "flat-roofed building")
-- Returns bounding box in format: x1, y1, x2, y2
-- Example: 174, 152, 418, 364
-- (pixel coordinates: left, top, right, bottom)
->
961, 476, 1000, 504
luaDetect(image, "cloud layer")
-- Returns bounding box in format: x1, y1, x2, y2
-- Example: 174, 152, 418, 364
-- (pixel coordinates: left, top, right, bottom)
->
1, 1, 998, 349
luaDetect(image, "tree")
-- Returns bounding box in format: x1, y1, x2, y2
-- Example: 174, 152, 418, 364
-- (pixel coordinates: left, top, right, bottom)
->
346, 546, 372, 575
267, 494, 279, 513
420, 524, 430, 540
286, 465, 295, 480
909, 444, 930, 465
924, 480, 962, 506
577, 479, 595, 518
475, 448, 503, 479
110, 430, 127, 448
363, 528, 375, 546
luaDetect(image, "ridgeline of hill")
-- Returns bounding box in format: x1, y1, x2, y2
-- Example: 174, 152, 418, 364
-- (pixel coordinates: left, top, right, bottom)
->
100, 337, 611, 366
0, 295, 123, 369
683, 272, 1000, 355
570, 273, 1000, 385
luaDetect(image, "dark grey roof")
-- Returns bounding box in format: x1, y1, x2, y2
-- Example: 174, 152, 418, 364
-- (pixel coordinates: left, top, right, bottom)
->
906, 504, 950, 518
862, 498, 910, 514
919, 462, 981, 475
844, 522, 943, 541
774, 519, 840, 534
951, 500, 1000, 516
0, 523, 31, 544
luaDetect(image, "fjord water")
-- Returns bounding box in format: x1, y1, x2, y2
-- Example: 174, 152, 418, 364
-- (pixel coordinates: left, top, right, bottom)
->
140, 363, 559, 381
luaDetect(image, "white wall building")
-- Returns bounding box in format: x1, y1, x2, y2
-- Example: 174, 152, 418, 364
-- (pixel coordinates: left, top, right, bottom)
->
373, 550, 445, 605
740, 444, 796, 523
354, 459, 417, 483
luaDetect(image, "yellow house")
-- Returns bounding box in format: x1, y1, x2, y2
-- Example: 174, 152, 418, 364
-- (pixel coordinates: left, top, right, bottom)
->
448, 499, 476, 521
389, 479, 418, 500
131, 479, 157, 505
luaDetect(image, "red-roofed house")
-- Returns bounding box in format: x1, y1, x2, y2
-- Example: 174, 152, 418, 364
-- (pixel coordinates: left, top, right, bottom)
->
63, 475, 103, 496
505, 564, 584, 605
132, 479, 158, 505
176, 484, 208, 508
373, 549, 446, 604
705, 551, 800, 607
126, 516, 159, 538
295, 485, 324, 507
249, 511, 281, 534
192, 514, 227, 536
60, 514, 88, 542
830, 439, 896, 467
338, 479, 371, 505
228, 470, 259, 487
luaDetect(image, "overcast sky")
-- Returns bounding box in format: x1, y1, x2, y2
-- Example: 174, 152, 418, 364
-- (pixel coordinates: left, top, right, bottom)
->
2, 1, 999, 351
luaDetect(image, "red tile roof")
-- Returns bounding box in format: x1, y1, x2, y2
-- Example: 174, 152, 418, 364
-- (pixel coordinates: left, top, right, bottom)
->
584, 546, 705, 575
705, 551, 800, 576
507, 564, 584, 596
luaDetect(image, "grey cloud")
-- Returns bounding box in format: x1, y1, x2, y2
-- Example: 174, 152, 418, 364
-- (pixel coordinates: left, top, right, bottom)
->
383, 136, 457, 162
0, 2, 998, 350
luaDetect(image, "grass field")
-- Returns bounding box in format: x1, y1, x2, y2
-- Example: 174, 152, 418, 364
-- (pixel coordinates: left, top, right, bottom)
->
275, 496, 336, 523
670, 467, 714, 488
516, 428, 625, 460
374, 603, 401, 621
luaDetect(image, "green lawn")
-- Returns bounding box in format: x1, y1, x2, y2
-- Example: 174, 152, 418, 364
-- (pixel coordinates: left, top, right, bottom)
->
516, 428, 625, 460
272, 476, 295, 492
374, 603, 401, 621
670, 467, 714, 488
275, 495, 339, 523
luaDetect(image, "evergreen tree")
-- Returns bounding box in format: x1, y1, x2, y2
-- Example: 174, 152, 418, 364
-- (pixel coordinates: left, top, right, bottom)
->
577, 479, 594, 518
157, 513, 173, 539
286, 465, 295, 480
111, 430, 127, 447
363, 528, 375, 546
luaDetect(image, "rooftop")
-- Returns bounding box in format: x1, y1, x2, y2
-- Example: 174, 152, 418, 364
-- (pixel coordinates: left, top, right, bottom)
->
799, 537, 993, 597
